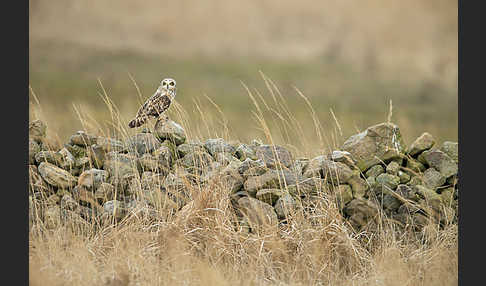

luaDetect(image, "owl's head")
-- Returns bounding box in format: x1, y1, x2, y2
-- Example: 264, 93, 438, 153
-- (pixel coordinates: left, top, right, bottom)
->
160, 78, 176, 92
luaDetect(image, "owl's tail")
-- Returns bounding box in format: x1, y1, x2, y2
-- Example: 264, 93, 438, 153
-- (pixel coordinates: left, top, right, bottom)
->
128, 116, 147, 128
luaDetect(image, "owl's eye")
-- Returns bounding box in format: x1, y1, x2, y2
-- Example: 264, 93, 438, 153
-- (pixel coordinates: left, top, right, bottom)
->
169, 82, 175, 86
162, 82, 167, 86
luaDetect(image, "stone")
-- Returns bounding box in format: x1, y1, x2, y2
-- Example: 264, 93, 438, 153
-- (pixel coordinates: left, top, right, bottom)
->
64, 144, 87, 159
69, 131, 98, 147
440, 141, 458, 164
153, 146, 173, 171
422, 168, 446, 190
329, 150, 356, 168
124, 133, 162, 156
289, 158, 309, 177
29, 119, 47, 143
87, 144, 105, 169
386, 161, 400, 175
204, 138, 236, 157
347, 176, 369, 198
94, 183, 115, 202
407, 176, 422, 186
58, 148, 76, 170
405, 158, 426, 174
29, 139, 41, 165
382, 194, 401, 212
274, 193, 300, 219
103, 152, 140, 179
365, 165, 385, 178
218, 168, 245, 193
421, 149, 458, 178
303, 156, 353, 185
334, 184, 353, 209
235, 143, 258, 161
78, 169, 109, 190
244, 169, 297, 196
343, 199, 380, 230
237, 197, 278, 230
255, 144, 294, 168
29, 165, 50, 193
376, 173, 400, 192
34, 151, 63, 166
60, 194, 78, 211
38, 162, 77, 189
237, 158, 267, 177
176, 141, 205, 158
180, 150, 214, 169
398, 170, 411, 184
138, 153, 161, 172
341, 122, 406, 171
103, 200, 127, 220
154, 119, 187, 145
96, 137, 125, 153
214, 152, 240, 166
140, 172, 166, 190
256, 189, 285, 205
287, 177, 327, 197
407, 132, 435, 156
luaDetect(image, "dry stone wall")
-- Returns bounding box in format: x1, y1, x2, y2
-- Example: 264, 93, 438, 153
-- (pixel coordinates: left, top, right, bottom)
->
29, 119, 458, 233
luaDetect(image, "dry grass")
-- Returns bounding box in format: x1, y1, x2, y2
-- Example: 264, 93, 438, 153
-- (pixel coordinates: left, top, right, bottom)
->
29, 82, 457, 285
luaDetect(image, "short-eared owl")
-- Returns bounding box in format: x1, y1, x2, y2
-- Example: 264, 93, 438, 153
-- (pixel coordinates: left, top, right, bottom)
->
128, 78, 176, 128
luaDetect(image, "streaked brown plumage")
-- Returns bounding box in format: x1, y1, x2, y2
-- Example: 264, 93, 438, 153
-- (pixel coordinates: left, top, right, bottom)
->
128, 78, 176, 128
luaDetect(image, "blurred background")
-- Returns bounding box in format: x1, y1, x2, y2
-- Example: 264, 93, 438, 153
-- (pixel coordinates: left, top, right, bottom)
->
29, 0, 457, 152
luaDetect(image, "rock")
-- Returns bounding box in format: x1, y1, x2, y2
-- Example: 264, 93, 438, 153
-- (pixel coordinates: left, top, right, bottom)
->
177, 142, 205, 158
34, 151, 63, 166
154, 120, 186, 145
237, 158, 267, 177
440, 141, 458, 164
386, 161, 400, 175
29, 139, 41, 164
244, 169, 297, 196
87, 144, 105, 169
347, 176, 369, 198
341, 122, 406, 171
153, 146, 173, 171
78, 169, 108, 190
124, 133, 162, 156
287, 177, 327, 197
38, 162, 77, 189
407, 176, 422, 187
256, 189, 285, 205
421, 149, 458, 178
289, 158, 309, 177
69, 131, 98, 147
414, 185, 442, 210
398, 170, 411, 184
103, 200, 127, 220
204, 138, 236, 157
140, 172, 166, 190
365, 165, 385, 178
96, 137, 125, 153
255, 145, 294, 168
274, 193, 300, 219
94, 183, 115, 202
180, 150, 214, 169
219, 169, 244, 193
334, 184, 353, 209
139, 153, 161, 172
343, 199, 380, 230
376, 173, 400, 192
163, 173, 191, 208
405, 158, 426, 174
60, 194, 78, 211
29, 165, 50, 193
304, 156, 353, 185
29, 120, 47, 143
235, 143, 257, 161
58, 148, 76, 170
329, 150, 355, 168
214, 152, 240, 166
440, 187, 456, 208
64, 144, 87, 159
422, 168, 446, 190
236, 197, 278, 230
407, 132, 435, 156
104, 152, 140, 179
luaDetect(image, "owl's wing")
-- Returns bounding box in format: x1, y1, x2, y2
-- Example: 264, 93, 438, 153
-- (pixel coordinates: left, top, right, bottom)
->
136, 90, 172, 118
